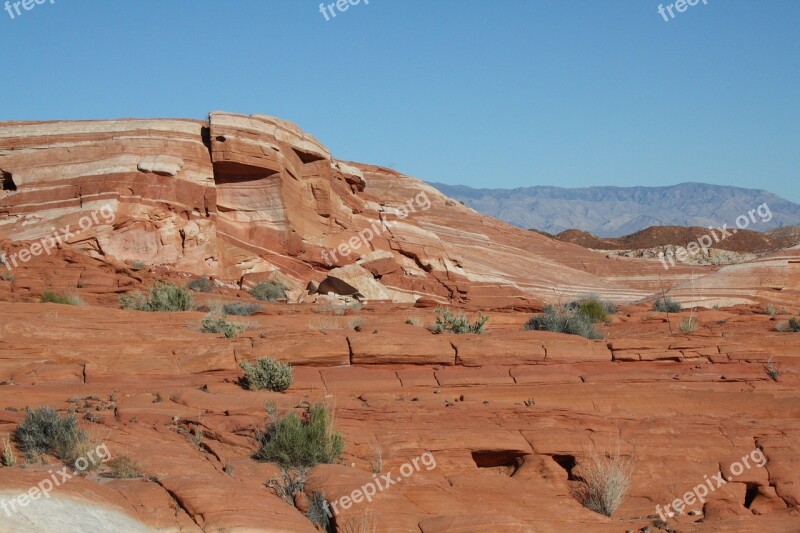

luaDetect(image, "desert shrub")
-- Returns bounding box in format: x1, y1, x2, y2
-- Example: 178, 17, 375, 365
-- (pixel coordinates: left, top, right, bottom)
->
341, 512, 377, 533
14, 407, 87, 464
776, 318, 800, 333
251, 281, 287, 302
765, 357, 780, 382
266, 467, 307, 503
349, 318, 364, 331
679, 317, 697, 333
255, 403, 344, 468
201, 313, 246, 338
130, 260, 146, 271
240, 358, 294, 392
223, 302, 261, 316
764, 304, 776, 316
566, 295, 617, 323
40, 292, 82, 306
106, 456, 143, 479
429, 308, 488, 334
187, 277, 214, 293
524, 305, 603, 340
574, 449, 633, 517
309, 316, 343, 332
405, 317, 423, 327
653, 297, 682, 313
120, 280, 193, 312
307, 492, 331, 530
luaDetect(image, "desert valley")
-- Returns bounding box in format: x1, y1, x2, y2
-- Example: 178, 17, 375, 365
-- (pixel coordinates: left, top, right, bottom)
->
0, 113, 798, 532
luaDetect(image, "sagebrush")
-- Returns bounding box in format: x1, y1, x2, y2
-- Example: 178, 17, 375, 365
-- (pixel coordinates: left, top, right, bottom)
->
120, 281, 193, 312
524, 304, 603, 340
653, 297, 682, 313
240, 358, 294, 392
429, 308, 488, 334
251, 281, 287, 302
566, 295, 616, 323
255, 403, 344, 468
201, 313, 247, 338
187, 277, 214, 293
223, 302, 261, 316
14, 407, 88, 466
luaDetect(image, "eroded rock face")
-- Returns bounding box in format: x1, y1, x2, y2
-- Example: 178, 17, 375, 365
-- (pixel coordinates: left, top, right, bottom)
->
1, 113, 798, 308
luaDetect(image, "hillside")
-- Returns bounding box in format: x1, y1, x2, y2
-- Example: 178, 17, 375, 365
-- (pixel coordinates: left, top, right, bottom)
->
555, 226, 800, 254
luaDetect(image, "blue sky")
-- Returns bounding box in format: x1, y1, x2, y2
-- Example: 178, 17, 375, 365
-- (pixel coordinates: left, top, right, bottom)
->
1, 0, 798, 201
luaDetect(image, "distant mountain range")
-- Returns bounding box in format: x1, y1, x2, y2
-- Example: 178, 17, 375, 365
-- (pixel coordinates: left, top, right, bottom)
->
428, 182, 800, 237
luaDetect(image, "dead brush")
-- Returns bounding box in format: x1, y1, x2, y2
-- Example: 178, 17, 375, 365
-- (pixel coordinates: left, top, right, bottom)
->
573, 446, 634, 517
765, 357, 781, 382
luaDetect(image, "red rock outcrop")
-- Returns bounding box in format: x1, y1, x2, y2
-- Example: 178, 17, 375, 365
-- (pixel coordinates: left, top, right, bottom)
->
0, 112, 730, 309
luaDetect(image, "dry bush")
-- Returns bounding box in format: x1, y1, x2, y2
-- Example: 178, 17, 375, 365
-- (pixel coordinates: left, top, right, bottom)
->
2, 437, 16, 467
342, 511, 377, 533
309, 316, 344, 332
765, 357, 781, 382
574, 447, 634, 517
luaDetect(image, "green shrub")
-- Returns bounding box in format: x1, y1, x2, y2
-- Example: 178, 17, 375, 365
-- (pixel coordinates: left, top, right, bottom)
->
120, 281, 193, 312
14, 407, 87, 464
777, 318, 800, 333
764, 304, 776, 316
40, 292, 83, 305
201, 313, 246, 338
566, 295, 617, 323
223, 302, 261, 316
255, 403, 344, 468
187, 277, 214, 293
251, 281, 287, 302
653, 297, 682, 313
524, 305, 603, 340
429, 308, 488, 334
129, 260, 146, 271
240, 358, 294, 392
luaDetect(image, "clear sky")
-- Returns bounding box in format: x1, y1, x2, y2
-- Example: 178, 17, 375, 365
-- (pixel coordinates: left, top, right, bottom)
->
1, 1, 798, 201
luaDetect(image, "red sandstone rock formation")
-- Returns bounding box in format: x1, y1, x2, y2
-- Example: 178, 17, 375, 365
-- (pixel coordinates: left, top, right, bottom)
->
1, 112, 740, 309
1, 113, 799, 532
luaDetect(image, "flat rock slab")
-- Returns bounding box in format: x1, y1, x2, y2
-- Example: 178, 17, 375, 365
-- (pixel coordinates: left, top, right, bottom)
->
349, 334, 455, 365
